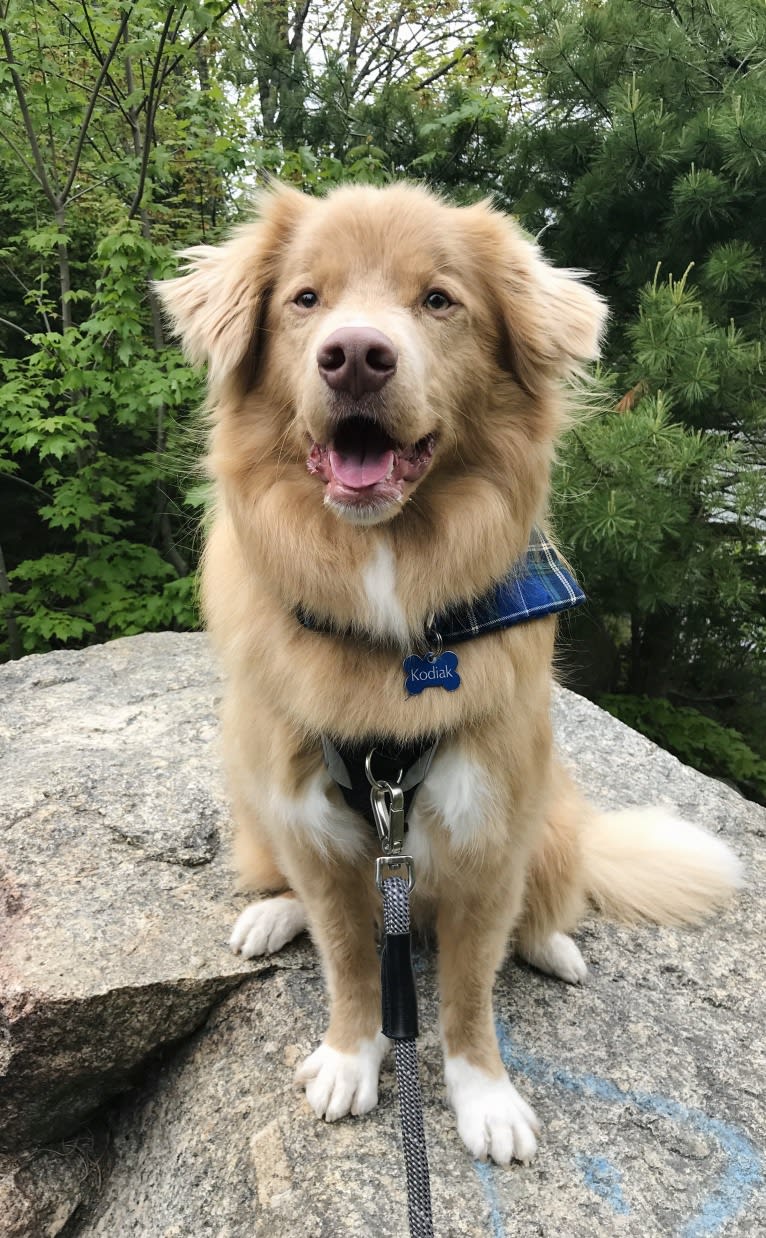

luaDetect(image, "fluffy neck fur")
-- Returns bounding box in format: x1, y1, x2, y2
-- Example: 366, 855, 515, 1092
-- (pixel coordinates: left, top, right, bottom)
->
206, 375, 563, 645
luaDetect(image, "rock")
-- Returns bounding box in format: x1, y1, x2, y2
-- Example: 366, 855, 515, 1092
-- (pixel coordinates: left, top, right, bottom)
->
0, 1130, 108, 1238
2, 633, 765, 1236
0, 633, 290, 1152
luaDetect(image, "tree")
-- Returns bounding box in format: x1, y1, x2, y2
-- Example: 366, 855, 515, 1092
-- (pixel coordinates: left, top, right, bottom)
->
463, 0, 766, 796
0, 0, 241, 654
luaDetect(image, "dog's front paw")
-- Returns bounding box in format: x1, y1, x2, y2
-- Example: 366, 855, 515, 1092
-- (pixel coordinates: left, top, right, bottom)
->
295, 1034, 388, 1122
445, 1057, 540, 1165
229, 896, 307, 958
519, 931, 588, 985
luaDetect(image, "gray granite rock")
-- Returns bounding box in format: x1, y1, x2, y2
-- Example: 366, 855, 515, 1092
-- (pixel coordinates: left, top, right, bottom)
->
0, 1130, 108, 1238
2, 633, 765, 1237
0, 633, 274, 1152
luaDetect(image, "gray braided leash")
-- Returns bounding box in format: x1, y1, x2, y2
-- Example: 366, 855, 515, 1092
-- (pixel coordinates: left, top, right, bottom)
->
381, 876, 434, 1238
366, 753, 435, 1237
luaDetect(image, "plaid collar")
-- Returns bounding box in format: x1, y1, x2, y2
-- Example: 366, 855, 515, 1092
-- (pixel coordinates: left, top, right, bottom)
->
433, 527, 584, 644
296, 527, 584, 646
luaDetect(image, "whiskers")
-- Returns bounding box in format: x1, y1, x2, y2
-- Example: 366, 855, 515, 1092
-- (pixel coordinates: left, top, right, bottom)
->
270, 403, 305, 480
427, 397, 464, 466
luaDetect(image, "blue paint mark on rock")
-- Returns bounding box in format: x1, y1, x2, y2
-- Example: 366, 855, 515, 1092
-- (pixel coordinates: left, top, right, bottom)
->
575, 1153, 630, 1216
469, 1020, 763, 1237
473, 1161, 506, 1238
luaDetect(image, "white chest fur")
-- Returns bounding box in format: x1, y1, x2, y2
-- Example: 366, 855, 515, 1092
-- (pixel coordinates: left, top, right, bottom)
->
360, 539, 409, 644
266, 770, 367, 857
412, 743, 491, 855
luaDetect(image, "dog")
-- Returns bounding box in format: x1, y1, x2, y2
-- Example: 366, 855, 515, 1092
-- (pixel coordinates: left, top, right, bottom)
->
157, 182, 742, 1165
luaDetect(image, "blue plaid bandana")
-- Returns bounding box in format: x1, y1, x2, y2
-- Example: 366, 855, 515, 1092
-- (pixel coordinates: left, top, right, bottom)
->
296, 527, 584, 645
432, 527, 584, 644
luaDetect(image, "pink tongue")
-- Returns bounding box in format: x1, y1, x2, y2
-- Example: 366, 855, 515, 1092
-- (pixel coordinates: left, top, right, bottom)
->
329, 447, 395, 490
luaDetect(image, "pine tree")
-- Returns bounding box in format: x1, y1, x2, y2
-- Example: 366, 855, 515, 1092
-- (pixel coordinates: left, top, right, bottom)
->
470, 0, 766, 794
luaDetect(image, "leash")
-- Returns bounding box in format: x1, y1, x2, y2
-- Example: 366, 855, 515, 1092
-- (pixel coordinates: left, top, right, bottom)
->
368, 753, 435, 1238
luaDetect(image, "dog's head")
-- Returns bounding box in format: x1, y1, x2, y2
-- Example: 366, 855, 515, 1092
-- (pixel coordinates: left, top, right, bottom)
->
158, 183, 606, 527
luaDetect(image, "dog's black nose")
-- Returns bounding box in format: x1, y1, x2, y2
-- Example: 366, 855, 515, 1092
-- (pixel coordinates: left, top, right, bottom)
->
317, 327, 398, 398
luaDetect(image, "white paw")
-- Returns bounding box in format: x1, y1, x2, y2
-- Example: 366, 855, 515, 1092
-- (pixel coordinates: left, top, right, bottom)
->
445, 1056, 540, 1165
295, 1034, 388, 1122
519, 931, 588, 985
229, 896, 307, 958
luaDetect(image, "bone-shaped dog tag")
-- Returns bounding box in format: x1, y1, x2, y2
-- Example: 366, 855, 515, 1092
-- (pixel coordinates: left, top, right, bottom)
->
403, 651, 460, 696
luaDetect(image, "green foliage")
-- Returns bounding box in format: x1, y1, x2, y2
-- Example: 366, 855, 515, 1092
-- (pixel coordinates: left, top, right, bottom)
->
6, 544, 198, 642
486, 0, 766, 786
600, 695, 766, 805
0, 216, 205, 653
552, 271, 763, 635
0, 0, 234, 657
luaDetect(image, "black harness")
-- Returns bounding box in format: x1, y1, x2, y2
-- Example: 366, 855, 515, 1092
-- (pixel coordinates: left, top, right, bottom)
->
322, 733, 439, 832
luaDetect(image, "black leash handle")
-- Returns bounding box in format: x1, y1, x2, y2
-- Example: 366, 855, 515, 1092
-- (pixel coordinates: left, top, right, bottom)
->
380, 875, 435, 1238
381, 925, 419, 1040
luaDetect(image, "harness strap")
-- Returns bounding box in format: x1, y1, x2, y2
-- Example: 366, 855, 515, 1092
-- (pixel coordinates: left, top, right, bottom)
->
321, 734, 439, 830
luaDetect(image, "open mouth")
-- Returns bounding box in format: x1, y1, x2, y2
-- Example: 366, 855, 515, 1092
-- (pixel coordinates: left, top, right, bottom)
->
307, 415, 435, 515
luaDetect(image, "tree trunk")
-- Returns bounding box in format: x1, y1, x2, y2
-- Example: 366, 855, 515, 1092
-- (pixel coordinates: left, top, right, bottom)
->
641, 611, 678, 697
628, 610, 643, 694
125, 43, 189, 579
0, 541, 22, 660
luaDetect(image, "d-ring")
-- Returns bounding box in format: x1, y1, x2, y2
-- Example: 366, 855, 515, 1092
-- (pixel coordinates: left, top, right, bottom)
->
425, 614, 443, 659
365, 748, 403, 790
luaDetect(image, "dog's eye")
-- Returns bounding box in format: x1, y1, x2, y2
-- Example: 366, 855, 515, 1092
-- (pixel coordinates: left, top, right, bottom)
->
424, 290, 452, 312
295, 290, 319, 310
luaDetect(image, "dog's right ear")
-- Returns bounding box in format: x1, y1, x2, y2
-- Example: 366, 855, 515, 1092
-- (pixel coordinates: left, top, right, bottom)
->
155, 185, 312, 385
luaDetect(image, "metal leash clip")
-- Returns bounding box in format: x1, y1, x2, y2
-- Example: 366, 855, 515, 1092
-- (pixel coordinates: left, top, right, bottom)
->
365, 750, 416, 891
370, 782, 405, 854
375, 854, 415, 893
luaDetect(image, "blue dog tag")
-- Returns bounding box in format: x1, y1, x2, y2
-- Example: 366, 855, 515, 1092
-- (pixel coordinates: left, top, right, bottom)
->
403, 651, 460, 696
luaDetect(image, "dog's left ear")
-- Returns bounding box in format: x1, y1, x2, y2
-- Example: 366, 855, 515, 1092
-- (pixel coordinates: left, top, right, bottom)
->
155, 185, 312, 386
464, 202, 607, 395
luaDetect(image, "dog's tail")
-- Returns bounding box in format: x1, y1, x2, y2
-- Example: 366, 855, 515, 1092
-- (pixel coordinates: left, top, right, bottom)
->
580, 807, 744, 926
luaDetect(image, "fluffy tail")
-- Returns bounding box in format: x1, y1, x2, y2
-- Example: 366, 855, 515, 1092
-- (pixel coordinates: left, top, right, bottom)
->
581, 807, 744, 926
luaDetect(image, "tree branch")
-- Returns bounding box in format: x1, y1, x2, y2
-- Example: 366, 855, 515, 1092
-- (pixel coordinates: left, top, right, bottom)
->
556, 50, 613, 121
0, 125, 42, 184
169, 3, 188, 49
46, 0, 133, 130
0, 20, 59, 204
414, 46, 474, 91
62, 3, 134, 200
157, 0, 238, 93
0, 314, 30, 338
0, 473, 51, 500
31, 0, 60, 177
68, 170, 121, 203
290, 0, 312, 52
0, 259, 52, 332
128, 4, 176, 220
78, 0, 109, 63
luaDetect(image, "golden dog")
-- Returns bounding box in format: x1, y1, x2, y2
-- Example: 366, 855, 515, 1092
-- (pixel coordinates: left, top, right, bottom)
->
158, 183, 741, 1164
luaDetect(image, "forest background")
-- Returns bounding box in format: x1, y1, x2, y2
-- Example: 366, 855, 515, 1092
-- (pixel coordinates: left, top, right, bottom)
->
1, 0, 764, 802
